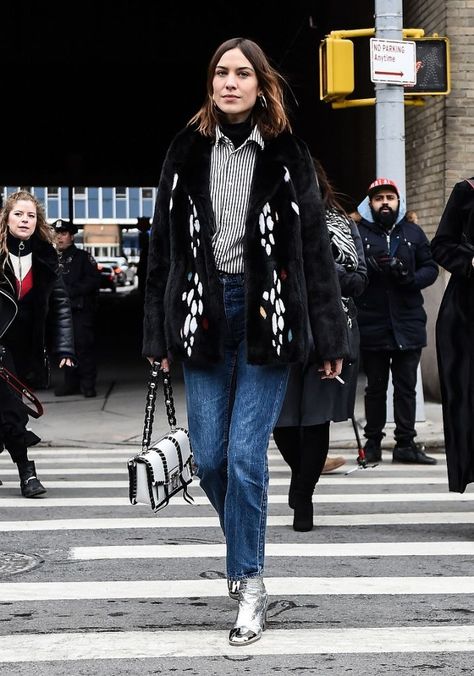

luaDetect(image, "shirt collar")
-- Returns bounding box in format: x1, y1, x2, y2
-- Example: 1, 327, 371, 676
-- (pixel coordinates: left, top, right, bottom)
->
215, 124, 265, 150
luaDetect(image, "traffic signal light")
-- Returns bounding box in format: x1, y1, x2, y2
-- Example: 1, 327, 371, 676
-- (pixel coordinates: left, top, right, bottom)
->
319, 37, 355, 102
404, 37, 450, 95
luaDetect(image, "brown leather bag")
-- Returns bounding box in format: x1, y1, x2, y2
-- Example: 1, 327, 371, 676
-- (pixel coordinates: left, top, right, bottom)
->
0, 346, 44, 419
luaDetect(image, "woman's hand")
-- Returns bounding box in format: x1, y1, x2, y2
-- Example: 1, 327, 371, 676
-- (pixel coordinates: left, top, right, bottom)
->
147, 357, 170, 372
319, 358, 343, 379
59, 357, 74, 368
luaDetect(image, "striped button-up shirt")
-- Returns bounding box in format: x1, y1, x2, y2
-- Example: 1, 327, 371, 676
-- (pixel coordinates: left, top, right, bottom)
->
210, 125, 264, 273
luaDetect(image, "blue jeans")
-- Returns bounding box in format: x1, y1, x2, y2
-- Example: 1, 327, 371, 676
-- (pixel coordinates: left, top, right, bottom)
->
183, 273, 289, 580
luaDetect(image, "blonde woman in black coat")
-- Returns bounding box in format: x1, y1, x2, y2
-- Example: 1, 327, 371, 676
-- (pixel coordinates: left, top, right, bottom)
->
143, 37, 348, 645
0, 190, 75, 497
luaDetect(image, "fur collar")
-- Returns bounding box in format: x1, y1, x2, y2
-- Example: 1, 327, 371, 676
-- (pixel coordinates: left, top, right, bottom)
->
172, 126, 299, 222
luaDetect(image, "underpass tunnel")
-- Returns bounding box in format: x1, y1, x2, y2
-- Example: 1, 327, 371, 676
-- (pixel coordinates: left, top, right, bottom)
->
2, 2, 375, 370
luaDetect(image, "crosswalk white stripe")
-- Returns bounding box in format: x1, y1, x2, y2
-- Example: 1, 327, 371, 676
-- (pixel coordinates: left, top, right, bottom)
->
0, 468, 149, 475
10, 448, 141, 455
1, 511, 473, 532
0, 476, 449, 488
0, 456, 446, 467
0, 493, 471, 507
0, 465, 447, 475
1, 577, 473, 602
0, 626, 473, 661
69, 541, 474, 560
0, 480, 129, 488
2, 456, 302, 465
1, 448, 294, 457
4, 447, 445, 459
5, 447, 446, 462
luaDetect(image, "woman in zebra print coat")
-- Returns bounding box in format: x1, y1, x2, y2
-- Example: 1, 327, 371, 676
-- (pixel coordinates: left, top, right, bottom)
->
274, 159, 368, 531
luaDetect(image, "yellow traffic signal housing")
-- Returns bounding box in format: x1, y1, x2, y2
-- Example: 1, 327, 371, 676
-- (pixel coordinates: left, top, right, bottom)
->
404, 37, 450, 95
319, 37, 355, 102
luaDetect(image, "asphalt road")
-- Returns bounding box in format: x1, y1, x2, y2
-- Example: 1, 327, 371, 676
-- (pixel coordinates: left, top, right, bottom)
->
1, 287, 473, 674
1, 443, 474, 675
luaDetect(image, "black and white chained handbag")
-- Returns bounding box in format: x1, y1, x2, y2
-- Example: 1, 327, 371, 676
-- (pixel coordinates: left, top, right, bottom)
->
127, 363, 195, 512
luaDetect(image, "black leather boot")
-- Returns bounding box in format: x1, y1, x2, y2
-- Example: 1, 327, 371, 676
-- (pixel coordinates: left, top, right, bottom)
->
363, 438, 382, 463
17, 461, 47, 498
393, 442, 437, 465
292, 491, 314, 531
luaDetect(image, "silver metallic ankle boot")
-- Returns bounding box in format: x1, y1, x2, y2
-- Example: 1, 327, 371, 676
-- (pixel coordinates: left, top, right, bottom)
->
228, 577, 268, 646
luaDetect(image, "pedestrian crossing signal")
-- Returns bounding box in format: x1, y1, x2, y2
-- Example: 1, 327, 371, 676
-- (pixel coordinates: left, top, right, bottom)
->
319, 37, 355, 102
404, 37, 450, 95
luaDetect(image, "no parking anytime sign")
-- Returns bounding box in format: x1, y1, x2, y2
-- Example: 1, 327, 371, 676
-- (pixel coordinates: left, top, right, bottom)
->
370, 38, 416, 85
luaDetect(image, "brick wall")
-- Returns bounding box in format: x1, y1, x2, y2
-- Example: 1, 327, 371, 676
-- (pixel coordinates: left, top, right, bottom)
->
404, 1, 448, 236
404, 0, 474, 399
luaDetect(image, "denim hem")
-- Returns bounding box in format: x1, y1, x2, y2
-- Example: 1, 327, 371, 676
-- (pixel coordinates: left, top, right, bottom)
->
228, 570, 264, 582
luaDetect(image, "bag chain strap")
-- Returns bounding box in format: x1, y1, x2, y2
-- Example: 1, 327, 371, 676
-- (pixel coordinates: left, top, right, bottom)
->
162, 370, 177, 430
141, 362, 176, 452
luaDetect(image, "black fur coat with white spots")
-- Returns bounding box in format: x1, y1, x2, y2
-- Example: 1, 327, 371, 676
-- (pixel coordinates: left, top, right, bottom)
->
143, 126, 348, 366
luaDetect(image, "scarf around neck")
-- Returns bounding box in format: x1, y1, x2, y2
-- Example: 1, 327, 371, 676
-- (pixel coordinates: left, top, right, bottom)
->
6, 233, 33, 300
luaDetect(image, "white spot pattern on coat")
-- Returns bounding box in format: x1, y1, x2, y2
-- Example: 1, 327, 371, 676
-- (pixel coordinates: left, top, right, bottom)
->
258, 201, 287, 356
178, 195, 204, 358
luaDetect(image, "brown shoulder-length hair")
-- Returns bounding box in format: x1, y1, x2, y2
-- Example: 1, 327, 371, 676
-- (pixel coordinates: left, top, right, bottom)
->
188, 37, 292, 139
312, 158, 348, 216
0, 190, 53, 260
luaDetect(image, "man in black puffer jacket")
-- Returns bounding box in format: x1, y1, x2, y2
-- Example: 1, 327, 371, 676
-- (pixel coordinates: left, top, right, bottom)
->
355, 178, 439, 464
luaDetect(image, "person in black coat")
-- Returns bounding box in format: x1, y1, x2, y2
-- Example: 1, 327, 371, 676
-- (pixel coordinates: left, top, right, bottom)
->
431, 177, 474, 493
273, 159, 368, 531
53, 219, 101, 397
143, 37, 348, 645
0, 191, 75, 497
355, 179, 439, 464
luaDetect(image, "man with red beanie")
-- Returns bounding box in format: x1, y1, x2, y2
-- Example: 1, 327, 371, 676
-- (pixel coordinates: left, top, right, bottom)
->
355, 179, 439, 464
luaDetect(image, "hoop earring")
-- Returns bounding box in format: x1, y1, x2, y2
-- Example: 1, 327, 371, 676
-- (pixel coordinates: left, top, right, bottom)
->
259, 94, 268, 109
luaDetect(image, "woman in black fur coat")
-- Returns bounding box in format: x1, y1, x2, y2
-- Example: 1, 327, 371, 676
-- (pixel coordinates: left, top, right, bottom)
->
431, 178, 474, 493
143, 37, 348, 645
0, 190, 75, 497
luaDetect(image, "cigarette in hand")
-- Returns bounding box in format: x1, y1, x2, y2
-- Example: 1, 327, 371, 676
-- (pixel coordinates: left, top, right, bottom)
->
335, 375, 345, 384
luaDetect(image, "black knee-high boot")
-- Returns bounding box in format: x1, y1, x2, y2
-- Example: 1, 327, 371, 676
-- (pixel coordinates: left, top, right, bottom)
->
273, 426, 301, 508
292, 423, 330, 532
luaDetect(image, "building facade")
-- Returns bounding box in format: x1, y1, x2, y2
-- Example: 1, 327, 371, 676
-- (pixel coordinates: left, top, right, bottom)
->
0, 185, 156, 262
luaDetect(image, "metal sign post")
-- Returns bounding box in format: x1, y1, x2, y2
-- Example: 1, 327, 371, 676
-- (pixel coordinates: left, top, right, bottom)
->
375, 0, 425, 424
374, 0, 405, 189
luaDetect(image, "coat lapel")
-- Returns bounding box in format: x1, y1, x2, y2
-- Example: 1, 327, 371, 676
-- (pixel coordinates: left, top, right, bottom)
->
247, 146, 285, 222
